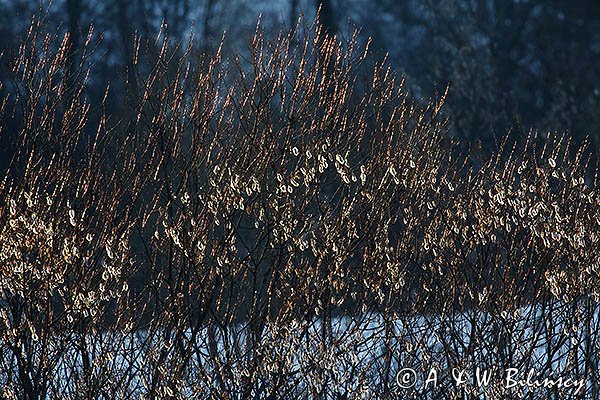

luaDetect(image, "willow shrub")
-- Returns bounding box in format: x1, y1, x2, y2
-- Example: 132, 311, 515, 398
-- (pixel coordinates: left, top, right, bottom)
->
0, 17, 599, 399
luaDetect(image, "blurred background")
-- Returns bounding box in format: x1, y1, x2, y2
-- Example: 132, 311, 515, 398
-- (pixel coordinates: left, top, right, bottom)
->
1, 0, 599, 152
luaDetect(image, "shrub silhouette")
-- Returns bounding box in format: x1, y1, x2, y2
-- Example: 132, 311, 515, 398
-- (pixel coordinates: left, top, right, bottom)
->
0, 16, 599, 399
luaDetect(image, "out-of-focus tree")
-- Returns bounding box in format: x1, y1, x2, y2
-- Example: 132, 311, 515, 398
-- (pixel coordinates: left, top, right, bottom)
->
346, 0, 600, 150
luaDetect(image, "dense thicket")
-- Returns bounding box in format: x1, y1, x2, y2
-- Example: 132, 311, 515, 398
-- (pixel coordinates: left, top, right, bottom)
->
0, 17, 599, 399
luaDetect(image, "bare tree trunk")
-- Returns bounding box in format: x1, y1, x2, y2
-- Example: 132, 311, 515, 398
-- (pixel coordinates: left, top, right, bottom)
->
115, 0, 140, 100
65, 0, 82, 93
290, 0, 299, 29
202, 0, 216, 55
315, 0, 337, 36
